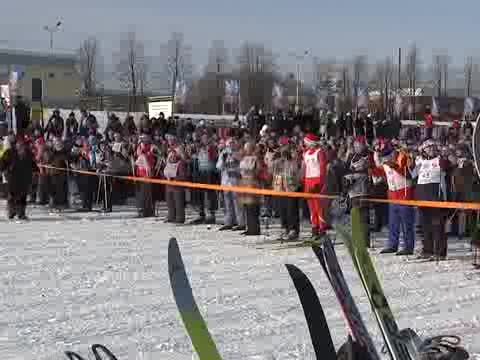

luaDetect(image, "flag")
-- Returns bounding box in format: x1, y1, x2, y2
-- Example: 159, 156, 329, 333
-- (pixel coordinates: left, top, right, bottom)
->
356, 86, 369, 110
394, 94, 403, 116
174, 80, 187, 104
432, 97, 448, 117
272, 82, 286, 110
464, 97, 480, 114
225, 80, 239, 96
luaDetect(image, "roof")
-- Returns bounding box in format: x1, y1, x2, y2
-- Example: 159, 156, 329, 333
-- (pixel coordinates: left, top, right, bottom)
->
0, 48, 77, 67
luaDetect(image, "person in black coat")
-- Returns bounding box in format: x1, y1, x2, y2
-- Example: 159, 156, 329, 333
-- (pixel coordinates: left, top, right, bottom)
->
0, 137, 37, 219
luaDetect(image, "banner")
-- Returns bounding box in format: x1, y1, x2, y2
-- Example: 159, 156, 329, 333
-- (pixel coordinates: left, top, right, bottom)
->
464, 97, 480, 114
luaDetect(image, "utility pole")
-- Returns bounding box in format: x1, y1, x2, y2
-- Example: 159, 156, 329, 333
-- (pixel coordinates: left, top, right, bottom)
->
217, 59, 222, 115
398, 48, 401, 90
43, 21, 62, 50
289, 50, 309, 112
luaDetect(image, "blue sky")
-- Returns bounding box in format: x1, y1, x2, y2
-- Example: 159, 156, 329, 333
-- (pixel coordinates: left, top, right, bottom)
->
1, 0, 479, 74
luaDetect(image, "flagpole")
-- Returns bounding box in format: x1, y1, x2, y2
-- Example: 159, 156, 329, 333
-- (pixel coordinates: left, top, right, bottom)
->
238, 81, 242, 114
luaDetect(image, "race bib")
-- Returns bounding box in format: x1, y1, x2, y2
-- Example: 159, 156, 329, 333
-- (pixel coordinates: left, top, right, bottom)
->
164, 162, 179, 179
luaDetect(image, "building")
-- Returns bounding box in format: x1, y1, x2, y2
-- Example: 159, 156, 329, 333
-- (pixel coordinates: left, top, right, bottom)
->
0, 48, 81, 108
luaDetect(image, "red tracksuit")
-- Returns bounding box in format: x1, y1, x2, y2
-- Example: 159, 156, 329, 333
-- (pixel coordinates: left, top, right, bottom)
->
302, 147, 328, 233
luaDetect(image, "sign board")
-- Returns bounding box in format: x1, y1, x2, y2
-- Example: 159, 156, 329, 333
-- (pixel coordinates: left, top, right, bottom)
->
148, 100, 172, 118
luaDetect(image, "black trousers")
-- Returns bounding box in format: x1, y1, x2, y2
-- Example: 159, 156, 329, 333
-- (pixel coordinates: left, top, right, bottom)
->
37, 174, 51, 205
278, 197, 299, 233
419, 208, 447, 257
245, 204, 260, 235
166, 186, 186, 223
373, 203, 389, 232
29, 174, 39, 202
193, 172, 217, 216
50, 175, 68, 208
97, 176, 113, 212
77, 173, 96, 210
136, 182, 155, 217
7, 191, 27, 218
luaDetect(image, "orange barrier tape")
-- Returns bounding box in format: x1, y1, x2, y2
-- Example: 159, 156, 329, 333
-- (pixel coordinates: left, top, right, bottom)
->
365, 198, 480, 210
38, 165, 480, 210
40, 165, 336, 200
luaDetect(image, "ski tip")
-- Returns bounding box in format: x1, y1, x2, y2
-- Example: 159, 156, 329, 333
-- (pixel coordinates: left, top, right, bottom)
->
64, 351, 87, 360
91, 344, 119, 360
311, 244, 323, 256
284, 263, 295, 271
285, 264, 306, 280
168, 237, 178, 252
168, 237, 181, 277
285, 263, 298, 274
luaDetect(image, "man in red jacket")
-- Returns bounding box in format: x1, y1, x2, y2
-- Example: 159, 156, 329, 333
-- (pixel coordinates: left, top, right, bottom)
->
302, 133, 328, 239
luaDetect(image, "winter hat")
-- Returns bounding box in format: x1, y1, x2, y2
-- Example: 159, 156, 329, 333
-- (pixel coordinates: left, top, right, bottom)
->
354, 136, 366, 144
279, 136, 289, 146
139, 134, 151, 144
16, 135, 26, 144
225, 137, 234, 147
419, 139, 435, 153
303, 133, 319, 147
260, 124, 269, 137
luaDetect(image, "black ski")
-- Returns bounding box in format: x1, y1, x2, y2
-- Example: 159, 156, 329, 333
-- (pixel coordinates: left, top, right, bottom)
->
65, 344, 118, 360
285, 264, 337, 360
312, 240, 380, 360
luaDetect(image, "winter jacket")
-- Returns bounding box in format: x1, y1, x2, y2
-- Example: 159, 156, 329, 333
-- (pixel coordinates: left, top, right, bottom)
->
271, 157, 301, 192
195, 145, 217, 174
216, 149, 241, 186
345, 151, 374, 198
0, 148, 36, 193
135, 145, 155, 177
413, 156, 449, 201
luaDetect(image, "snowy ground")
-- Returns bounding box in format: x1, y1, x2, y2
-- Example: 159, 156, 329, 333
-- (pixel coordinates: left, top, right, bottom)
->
1, 202, 480, 360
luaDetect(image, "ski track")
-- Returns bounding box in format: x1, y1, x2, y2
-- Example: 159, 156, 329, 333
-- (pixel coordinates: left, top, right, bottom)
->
0, 203, 480, 359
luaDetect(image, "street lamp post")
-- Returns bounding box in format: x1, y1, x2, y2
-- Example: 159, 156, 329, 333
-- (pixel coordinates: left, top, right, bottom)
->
43, 21, 62, 50
289, 50, 309, 112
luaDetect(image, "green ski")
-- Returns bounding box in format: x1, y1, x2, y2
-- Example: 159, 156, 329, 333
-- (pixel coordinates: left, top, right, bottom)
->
339, 208, 413, 360
168, 237, 223, 360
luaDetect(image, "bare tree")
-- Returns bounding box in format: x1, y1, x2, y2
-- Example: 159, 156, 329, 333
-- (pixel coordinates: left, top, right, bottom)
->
78, 37, 99, 96
465, 56, 474, 97
351, 55, 368, 114
441, 53, 450, 96
137, 60, 149, 98
115, 31, 146, 112
312, 57, 337, 110
236, 42, 277, 111
432, 53, 449, 97
406, 44, 419, 119
207, 40, 229, 114
371, 57, 394, 115
160, 32, 193, 109
336, 65, 351, 113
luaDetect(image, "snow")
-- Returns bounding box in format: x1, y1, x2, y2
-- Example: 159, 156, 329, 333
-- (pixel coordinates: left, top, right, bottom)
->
1, 202, 480, 360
